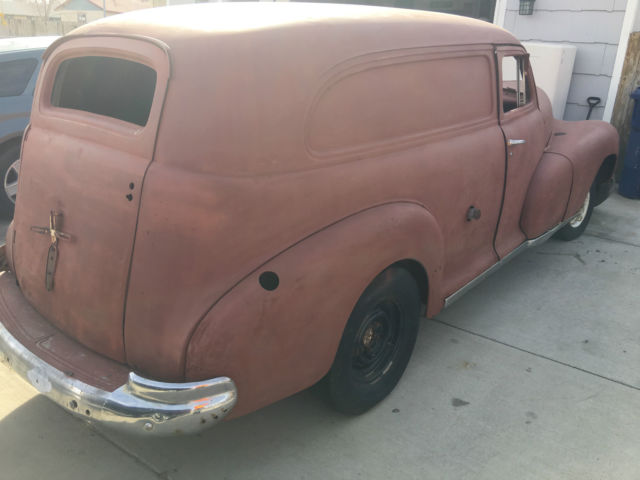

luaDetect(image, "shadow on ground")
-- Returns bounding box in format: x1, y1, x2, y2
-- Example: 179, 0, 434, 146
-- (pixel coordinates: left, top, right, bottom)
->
0, 396, 158, 480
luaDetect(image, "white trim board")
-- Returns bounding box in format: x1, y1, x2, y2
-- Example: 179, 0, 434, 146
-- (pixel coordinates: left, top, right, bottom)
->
493, 0, 507, 28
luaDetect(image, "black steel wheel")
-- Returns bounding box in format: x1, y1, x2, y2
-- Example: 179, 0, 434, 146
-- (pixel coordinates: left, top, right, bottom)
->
326, 267, 421, 414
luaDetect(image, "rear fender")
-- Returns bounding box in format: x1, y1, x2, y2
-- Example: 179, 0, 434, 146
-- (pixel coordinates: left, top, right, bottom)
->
185, 202, 444, 418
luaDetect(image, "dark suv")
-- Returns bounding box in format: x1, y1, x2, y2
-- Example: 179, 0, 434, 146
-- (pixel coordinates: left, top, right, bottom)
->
0, 36, 58, 218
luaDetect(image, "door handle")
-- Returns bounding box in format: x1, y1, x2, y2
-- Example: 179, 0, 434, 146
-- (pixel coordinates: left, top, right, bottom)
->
507, 139, 526, 146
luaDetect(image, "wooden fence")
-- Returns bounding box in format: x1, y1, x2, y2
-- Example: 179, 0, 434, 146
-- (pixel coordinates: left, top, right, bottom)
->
0, 15, 79, 38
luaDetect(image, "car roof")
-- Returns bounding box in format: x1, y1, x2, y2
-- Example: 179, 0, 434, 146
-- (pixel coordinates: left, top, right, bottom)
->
63, 3, 518, 50
0, 36, 59, 54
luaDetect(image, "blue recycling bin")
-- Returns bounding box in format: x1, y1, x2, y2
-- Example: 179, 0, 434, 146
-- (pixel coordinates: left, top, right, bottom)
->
619, 87, 640, 198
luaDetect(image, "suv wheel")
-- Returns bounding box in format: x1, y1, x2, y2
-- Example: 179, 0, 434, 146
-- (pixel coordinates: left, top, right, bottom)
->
0, 142, 20, 219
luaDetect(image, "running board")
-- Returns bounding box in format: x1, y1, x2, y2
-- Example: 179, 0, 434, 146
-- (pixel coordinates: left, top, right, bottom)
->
443, 219, 572, 308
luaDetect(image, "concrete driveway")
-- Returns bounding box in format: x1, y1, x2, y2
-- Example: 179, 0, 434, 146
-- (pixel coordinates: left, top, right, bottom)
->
1, 192, 639, 480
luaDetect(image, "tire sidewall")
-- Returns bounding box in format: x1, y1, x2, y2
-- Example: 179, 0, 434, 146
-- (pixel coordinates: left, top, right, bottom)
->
555, 184, 595, 241
327, 268, 421, 414
0, 142, 20, 219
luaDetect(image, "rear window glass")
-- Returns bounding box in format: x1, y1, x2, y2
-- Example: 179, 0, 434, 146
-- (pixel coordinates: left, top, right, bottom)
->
51, 56, 157, 127
0, 58, 38, 97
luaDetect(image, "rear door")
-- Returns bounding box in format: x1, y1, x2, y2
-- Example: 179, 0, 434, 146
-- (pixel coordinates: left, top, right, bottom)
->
494, 47, 547, 258
11, 36, 170, 362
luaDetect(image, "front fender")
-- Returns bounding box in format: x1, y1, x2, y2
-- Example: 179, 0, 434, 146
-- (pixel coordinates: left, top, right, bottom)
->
185, 202, 444, 418
547, 119, 618, 217
520, 152, 573, 239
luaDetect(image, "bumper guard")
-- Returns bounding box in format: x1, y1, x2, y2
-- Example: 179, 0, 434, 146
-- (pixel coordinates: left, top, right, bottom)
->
0, 319, 237, 435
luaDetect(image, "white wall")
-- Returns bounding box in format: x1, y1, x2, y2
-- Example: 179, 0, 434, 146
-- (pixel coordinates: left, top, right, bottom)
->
498, 0, 626, 121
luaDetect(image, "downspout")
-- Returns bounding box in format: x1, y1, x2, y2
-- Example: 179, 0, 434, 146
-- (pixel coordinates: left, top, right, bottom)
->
603, 0, 640, 123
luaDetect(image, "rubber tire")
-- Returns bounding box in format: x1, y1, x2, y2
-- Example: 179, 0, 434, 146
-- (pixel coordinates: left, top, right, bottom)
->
554, 184, 595, 242
0, 142, 19, 220
325, 268, 421, 415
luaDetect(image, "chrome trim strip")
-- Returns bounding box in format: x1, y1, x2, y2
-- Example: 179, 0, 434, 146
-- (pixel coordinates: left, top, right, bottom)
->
444, 219, 571, 308
0, 321, 237, 435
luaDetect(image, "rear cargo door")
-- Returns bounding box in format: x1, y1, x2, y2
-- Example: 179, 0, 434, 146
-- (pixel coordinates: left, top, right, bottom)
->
11, 36, 170, 362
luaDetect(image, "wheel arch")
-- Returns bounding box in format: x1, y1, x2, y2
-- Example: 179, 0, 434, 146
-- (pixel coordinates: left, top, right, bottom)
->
593, 153, 617, 206
183, 202, 444, 418
390, 258, 429, 308
596, 154, 617, 180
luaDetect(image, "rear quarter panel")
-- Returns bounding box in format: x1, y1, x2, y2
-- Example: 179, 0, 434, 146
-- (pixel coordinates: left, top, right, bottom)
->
125, 45, 505, 382
184, 202, 444, 418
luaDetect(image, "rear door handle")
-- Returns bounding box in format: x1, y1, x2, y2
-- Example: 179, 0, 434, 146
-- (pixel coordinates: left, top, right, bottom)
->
507, 139, 526, 146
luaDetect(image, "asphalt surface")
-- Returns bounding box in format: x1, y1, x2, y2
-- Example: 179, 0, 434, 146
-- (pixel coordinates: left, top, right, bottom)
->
0, 191, 639, 480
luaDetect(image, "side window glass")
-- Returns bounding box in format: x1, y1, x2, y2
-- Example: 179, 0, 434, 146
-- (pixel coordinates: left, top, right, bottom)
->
502, 55, 530, 113
0, 58, 38, 97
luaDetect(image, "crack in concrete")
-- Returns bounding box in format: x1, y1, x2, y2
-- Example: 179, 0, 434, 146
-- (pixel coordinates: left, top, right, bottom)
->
585, 232, 640, 249
429, 318, 640, 393
84, 422, 175, 480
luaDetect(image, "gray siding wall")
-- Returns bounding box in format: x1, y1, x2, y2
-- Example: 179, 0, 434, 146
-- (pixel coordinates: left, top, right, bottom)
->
503, 0, 626, 120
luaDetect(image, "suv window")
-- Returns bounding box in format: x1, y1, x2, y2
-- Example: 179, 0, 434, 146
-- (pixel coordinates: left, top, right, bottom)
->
0, 58, 38, 97
51, 56, 157, 127
502, 55, 530, 113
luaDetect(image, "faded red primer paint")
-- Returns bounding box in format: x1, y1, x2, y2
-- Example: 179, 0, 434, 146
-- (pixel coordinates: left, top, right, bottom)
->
1, 4, 618, 419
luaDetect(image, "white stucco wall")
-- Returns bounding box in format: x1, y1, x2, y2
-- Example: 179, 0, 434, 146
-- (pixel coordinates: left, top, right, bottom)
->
497, 0, 626, 121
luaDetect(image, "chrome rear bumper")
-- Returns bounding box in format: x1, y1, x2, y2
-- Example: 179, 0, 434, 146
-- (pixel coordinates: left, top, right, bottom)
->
0, 319, 237, 435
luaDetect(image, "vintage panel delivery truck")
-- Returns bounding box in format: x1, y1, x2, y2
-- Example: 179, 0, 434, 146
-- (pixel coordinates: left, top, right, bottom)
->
0, 3, 618, 434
